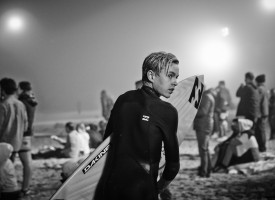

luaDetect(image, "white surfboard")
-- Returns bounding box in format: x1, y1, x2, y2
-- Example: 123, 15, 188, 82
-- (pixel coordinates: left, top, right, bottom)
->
50, 75, 204, 200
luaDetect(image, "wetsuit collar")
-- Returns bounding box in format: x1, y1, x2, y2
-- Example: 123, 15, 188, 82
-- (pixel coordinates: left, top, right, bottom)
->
141, 86, 160, 98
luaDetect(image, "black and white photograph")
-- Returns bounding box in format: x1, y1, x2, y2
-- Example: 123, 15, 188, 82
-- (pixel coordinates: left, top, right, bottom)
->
1, 0, 275, 199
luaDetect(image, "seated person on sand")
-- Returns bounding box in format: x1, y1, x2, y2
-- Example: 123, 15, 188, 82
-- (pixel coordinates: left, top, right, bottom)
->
86, 123, 103, 149
32, 122, 81, 159
0, 143, 21, 200
76, 122, 91, 156
212, 118, 260, 172
60, 157, 86, 183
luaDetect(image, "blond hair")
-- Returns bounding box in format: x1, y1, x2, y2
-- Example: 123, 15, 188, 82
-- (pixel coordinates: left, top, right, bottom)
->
142, 51, 179, 83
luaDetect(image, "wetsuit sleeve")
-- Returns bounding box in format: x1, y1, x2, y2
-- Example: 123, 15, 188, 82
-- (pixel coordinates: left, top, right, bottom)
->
161, 106, 180, 181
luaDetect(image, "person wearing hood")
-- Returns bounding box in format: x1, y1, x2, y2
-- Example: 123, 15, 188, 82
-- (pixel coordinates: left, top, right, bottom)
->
0, 143, 21, 200
17, 81, 38, 195
236, 72, 260, 123
212, 118, 260, 171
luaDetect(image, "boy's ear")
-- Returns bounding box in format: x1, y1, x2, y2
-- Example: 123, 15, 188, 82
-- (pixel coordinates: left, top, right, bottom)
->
147, 70, 155, 83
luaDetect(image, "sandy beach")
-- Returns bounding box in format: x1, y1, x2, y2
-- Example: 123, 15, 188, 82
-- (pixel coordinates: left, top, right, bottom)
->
13, 119, 275, 200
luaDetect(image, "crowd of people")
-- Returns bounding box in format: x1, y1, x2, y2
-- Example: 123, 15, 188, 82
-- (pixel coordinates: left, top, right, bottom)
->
31, 120, 106, 160
0, 78, 38, 199
0, 76, 110, 199
193, 71, 275, 179
1, 59, 275, 200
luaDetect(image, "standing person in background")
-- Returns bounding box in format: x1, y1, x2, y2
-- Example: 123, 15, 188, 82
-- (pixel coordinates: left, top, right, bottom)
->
269, 88, 275, 140
100, 90, 114, 121
216, 81, 233, 109
94, 51, 180, 200
18, 81, 38, 195
0, 78, 28, 195
236, 72, 260, 124
213, 80, 233, 138
193, 88, 216, 178
255, 74, 269, 152
98, 120, 107, 137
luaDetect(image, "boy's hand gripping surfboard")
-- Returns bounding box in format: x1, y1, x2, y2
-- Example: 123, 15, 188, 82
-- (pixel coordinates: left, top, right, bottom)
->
50, 75, 204, 200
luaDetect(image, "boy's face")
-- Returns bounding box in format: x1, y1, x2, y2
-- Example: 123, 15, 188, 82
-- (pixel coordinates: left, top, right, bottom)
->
152, 63, 179, 98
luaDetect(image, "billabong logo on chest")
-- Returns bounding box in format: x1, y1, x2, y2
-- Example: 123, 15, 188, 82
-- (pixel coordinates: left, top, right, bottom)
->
188, 76, 204, 109
142, 115, 150, 121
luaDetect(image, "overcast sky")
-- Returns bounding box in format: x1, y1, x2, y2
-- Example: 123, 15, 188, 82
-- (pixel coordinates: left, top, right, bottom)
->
1, 0, 275, 117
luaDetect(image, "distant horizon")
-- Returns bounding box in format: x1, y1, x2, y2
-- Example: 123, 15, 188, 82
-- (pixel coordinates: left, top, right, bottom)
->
34, 109, 103, 124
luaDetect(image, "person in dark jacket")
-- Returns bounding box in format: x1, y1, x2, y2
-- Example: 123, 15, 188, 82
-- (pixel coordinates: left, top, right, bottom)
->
18, 81, 38, 195
236, 72, 260, 124
269, 88, 275, 140
213, 80, 233, 138
94, 51, 180, 200
255, 74, 269, 152
193, 88, 216, 178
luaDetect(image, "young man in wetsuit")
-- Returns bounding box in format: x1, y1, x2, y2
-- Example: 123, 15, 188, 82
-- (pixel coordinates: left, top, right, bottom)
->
94, 51, 180, 200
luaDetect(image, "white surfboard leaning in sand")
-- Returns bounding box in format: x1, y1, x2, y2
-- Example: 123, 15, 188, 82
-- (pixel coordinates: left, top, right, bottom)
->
50, 75, 204, 200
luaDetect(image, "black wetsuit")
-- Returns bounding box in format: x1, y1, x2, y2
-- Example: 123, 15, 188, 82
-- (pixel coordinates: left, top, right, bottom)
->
94, 86, 180, 200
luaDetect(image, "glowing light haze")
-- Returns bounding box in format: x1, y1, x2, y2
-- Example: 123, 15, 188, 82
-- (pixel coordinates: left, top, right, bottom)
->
261, 0, 275, 11
7, 15, 23, 31
0, 0, 275, 120
221, 27, 229, 37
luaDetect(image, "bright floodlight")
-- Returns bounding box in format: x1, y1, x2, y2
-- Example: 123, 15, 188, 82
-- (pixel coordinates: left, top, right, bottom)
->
6, 15, 24, 32
197, 37, 234, 72
261, 0, 275, 11
221, 27, 229, 37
